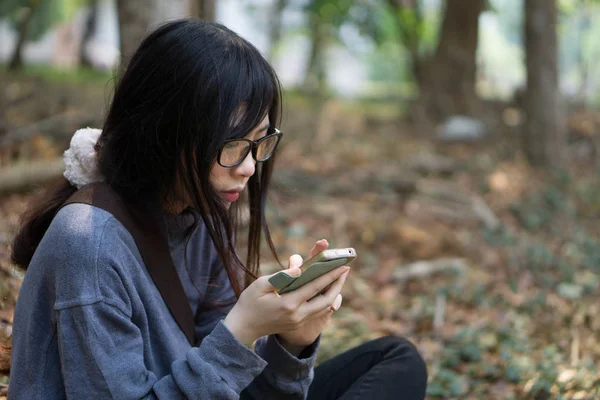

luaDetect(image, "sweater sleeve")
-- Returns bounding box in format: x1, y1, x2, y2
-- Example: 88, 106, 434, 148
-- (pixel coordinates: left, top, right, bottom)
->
56, 300, 267, 399
193, 261, 320, 399
242, 334, 320, 400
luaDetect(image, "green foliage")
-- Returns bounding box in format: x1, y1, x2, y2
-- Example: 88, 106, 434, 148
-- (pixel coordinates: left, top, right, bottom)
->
20, 64, 112, 83
509, 181, 575, 233
427, 368, 469, 397
1, 0, 87, 42
383, 0, 441, 56
427, 313, 600, 398
559, 0, 600, 15
503, 362, 523, 383
484, 167, 600, 301
304, 0, 354, 27
364, 42, 410, 83
483, 225, 517, 247
559, 0, 600, 104
430, 325, 529, 397
316, 308, 374, 365
575, 175, 600, 217
300, 0, 386, 47
358, 0, 443, 88
0, 0, 24, 17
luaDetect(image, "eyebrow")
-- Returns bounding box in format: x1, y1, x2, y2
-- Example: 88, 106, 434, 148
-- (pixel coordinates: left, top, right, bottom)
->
241, 123, 270, 140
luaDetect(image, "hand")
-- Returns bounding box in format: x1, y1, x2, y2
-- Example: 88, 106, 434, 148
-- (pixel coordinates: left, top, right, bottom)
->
277, 239, 349, 349
223, 239, 350, 348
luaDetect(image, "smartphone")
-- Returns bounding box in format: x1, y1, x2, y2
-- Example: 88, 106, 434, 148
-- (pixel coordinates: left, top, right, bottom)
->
269, 248, 356, 295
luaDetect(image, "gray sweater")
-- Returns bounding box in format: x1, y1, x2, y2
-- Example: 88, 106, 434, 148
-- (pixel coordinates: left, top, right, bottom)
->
8, 203, 318, 399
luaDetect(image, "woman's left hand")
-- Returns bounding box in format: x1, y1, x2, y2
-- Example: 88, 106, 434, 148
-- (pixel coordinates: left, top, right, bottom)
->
276, 239, 349, 352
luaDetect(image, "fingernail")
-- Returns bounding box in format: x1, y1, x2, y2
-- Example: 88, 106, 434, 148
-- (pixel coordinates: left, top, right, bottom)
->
332, 294, 342, 311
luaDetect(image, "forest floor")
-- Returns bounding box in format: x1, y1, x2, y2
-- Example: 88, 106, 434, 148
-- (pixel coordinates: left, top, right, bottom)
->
1, 69, 599, 399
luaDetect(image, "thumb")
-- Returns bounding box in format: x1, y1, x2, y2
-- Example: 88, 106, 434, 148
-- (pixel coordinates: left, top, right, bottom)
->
288, 254, 303, 270
285, 267, 301, 277
255, 264, 302, 295
284, 254, 303, 279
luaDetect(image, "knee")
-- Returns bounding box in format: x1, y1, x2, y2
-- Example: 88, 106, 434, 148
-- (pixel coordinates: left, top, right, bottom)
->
373, 336, 428, 380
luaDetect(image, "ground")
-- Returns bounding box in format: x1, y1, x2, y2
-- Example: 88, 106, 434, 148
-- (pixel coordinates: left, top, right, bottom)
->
0, 70, 599, 399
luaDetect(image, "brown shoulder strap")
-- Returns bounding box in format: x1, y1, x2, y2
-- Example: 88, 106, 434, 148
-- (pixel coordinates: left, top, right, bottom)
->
61, 182, 196, 345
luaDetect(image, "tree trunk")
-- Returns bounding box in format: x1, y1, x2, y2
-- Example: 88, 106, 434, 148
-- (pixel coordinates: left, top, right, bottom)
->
79, 0, 99, 68
302, 12, 327, 97
420, 0, 484, 120
196, 0, 216, 21
267, 0, 287, 61
116, 0, 187, 69
8, 7, 35, 71
575, 7, 591, 104
523, 0, 565, 166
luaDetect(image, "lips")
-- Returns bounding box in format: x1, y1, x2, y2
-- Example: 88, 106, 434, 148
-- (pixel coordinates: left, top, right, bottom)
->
221, 191, 240, 202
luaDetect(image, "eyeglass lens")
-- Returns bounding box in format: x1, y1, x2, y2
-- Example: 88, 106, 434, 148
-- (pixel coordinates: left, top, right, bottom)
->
220, 134, 279, 167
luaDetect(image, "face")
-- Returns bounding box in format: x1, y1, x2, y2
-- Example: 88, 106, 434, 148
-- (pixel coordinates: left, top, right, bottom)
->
209, 114, 271, 208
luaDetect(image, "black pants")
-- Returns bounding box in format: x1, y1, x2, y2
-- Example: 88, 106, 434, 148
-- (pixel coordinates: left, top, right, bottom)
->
307, 336, 427, 400
242, 336, 427, 399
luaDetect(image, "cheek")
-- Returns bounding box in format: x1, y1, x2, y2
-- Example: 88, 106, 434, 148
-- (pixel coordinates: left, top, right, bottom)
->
209, 163, 230, 186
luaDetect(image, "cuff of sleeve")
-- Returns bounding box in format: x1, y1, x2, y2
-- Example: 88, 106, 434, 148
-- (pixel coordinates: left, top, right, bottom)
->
194, 320, 268, 392
254, 334, 320, 381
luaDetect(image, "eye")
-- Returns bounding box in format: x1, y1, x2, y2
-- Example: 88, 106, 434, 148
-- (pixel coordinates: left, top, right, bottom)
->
224, 141, 242, 149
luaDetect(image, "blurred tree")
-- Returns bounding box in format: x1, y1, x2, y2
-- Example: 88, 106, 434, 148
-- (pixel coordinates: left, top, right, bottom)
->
386, 0, 485, 122
301, 0, 380, 97
302, 0, 330, 97
427, 0, 484, 118
190, 0, 216, 21
523, 0, 566, 166
116, 0, 187, 69
7, 4, 35, 70
267, 0, 287, 61
1, 0, 86, 70
248, 0, 381, 95
558, 0, 600, 105
79, 0, 98, 68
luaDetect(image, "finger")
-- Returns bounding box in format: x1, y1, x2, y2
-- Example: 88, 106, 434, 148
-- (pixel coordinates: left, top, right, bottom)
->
257, 266, 301, 295
286, 265, 349, 305
331, 294, 343, 311
304, 294, 341, 322
303, 271, 348, 314
254, 275, 284, 294
309, 239, 329, 259
288, 254, 303, 269
304, 305, 334, 322
297, 269, 350, 315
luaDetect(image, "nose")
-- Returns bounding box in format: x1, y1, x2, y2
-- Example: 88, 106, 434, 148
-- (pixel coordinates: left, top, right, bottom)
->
234, 150, 256, 178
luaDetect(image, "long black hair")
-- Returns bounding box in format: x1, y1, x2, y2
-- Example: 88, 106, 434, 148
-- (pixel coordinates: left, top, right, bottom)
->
11, 19, 283, 296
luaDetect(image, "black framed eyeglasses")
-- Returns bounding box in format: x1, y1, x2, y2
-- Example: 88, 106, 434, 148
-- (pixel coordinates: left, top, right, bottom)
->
217, 128, 283, 168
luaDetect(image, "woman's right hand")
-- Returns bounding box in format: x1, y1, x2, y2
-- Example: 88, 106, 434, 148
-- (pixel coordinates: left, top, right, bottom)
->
223, 262, 350, 347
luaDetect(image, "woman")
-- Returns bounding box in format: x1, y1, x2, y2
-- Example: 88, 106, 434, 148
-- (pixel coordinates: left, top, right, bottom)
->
8, 19, 427, 399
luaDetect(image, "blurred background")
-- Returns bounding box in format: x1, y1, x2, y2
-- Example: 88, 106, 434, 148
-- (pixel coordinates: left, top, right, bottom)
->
1, 0, 599, 398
